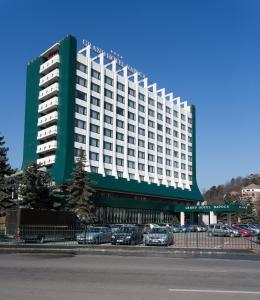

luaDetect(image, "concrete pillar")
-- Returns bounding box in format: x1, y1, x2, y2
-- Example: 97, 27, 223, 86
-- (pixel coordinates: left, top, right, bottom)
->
180, 212, 185, 226
209, 211, 217, 224
227, 213, 232, 226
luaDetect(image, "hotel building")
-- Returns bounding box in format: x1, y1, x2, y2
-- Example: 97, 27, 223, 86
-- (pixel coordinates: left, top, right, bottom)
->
22, 35, 202, 224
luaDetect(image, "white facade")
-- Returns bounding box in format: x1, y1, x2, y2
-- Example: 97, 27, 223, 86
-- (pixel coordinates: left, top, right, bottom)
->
37, 40, 194, 190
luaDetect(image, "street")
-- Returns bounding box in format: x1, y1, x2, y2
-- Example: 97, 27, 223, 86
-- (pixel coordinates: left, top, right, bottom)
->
0, 253, 260, 299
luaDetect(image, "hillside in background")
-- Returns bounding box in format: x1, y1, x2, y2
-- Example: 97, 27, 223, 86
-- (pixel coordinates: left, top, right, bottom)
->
203, 174, 260, 205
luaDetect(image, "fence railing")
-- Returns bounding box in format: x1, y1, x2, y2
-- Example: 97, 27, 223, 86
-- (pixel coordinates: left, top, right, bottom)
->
0, 226, 259, 250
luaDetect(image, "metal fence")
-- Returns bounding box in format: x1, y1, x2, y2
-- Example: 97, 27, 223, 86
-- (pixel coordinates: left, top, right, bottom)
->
0, 226, 260, 250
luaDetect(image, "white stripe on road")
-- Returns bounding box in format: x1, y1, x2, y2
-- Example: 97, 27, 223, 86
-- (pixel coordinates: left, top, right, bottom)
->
168, 289, 260, 295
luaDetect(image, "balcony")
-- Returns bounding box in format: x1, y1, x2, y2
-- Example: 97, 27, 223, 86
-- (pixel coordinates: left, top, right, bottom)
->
37, 111, 58, 127
39, 68, 59, 87
40, 54, 60, 75
38, 97, 58, 114
37, 155, 56, 166
37, 125, 58, 140
39, 82, 59, 101
37, 140, 57, 154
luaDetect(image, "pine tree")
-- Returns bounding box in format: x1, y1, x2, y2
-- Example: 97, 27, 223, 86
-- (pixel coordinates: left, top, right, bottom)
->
19, 163, 56, 210
0, 135, 15, 216
65, 151, 96, 224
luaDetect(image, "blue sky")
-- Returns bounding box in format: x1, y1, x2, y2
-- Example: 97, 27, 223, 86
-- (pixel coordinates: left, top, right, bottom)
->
0, 0, 260, 191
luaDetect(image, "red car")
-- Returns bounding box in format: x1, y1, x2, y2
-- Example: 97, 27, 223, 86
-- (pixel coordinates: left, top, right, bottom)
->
231, 225, 251, 237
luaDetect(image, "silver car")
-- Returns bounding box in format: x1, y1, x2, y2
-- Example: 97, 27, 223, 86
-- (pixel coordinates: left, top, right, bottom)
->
208, 224, 240, 237
77, 227, 111, 244
145, 227, 174, 246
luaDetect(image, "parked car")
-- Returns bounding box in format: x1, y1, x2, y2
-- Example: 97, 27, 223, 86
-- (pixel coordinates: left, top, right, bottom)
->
170, 225, 182, 233
208, 224, 241, 237
143, 224, 160, 234
145, 227, 174, 246
111, 225, 143, 245
76, 226, 112, 244
231, 225, 251, 237
239, 224, 259, 235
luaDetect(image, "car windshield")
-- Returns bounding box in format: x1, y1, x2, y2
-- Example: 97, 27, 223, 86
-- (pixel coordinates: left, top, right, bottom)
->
150, 228, 168, 234
118, 227, 135, 233
88, 228, 102, 233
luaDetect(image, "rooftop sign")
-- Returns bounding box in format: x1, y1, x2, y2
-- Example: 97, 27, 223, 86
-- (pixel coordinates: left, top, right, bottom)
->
174, 204, 248, 213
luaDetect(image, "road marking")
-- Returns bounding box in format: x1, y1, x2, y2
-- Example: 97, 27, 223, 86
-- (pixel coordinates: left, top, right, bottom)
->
168, 289, 260, 295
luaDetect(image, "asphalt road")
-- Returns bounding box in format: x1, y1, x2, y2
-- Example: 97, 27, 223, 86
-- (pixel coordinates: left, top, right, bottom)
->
0, 253, 260, 300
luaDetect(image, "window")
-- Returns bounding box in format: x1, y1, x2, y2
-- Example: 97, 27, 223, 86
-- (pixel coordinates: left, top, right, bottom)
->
76, 90, 87, 101
75, 104, 87, 115
188, 117, 192, 124
181, 143, 186, 150
188, 155, 192, 162
104, 114, 113, 125
128, 100, 136, 109
166, 117, 171, 124
116, 145, 124, 153
116, 158, 124, 166
188, 136, 192, 143
138, 93, 145, 101
90, 151, 99, 161
181, 173, 186, 180
90, 109, 99, 120
157, 146, 162, 153
166, 106, 171, 113
157, 113, 163, 120
117, 82, 125, 92
91, 69, 101, 80
166, 159, 171, 166
173, 120, 178, 127
104, 169, 112, 175
138, 139, 145, 147
157, 135, 163, 142
128, 161, 135, 169
174, 161, 179, 168
104, 89, 113, 99
166, 127, 171, 134
104, 155, 112, 164
128, 88, 136, 97
166, 138, 171, 145
138, 151, 145, 159
148, 98, 155, 106
148, 109, 154, 117
157, 102, 163, 110
91, 166, 98, 173
77, 62, 87, 73
188, 146, 192, 152
91, 82, 100, 93
181, 114, 186, 121
74, 133, 86, 144
105, 76, 113, 86
104, 128, 113, 137
148, 142, 154, 150
174, 151, 179, 158
140, 175, 144, 181
181, 133, 186, 140
188, 165, 192, 171
116, 107, 124, 116
76, 76, 87, 87
116, 119, 124, 128
157, 168, 163, 175
181, 163, 186, 170
138, 128, 145, 136
128, 124, 135, 132
103, 141, 112, 150
157, 156, 163, 164
138, 116, 145, 124
74, 148, 85, 157
174, 141, 178, 148
148, 154, 154, 161
90, 137, 99, 147
174, 171, 178, 178
118, 171, 123, 178
90, 124, 99, 133
116, 132, 124, 141
104, 102, 113, 112
138, 104, 145, 113
166, 148, 171, 155
75, 119, 86, 129
189, 175, 192, 182
127, 148, 135, 156
174, 130, 178, 137
148, 120, 155, 128
181, 153, 186, 160
128, 112, 135, 120
181, 124, 186, 131
148, 131, 154, 139
173, 110, 178, 117
90, 96, 100, 106
157, 124, 163, 131
148, 166, 154, 173
166, 170, 171, 176
138, 163, 145, 171
188, 127, 192, 133
117, 94, 124, 104
128, 136, 135, 144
